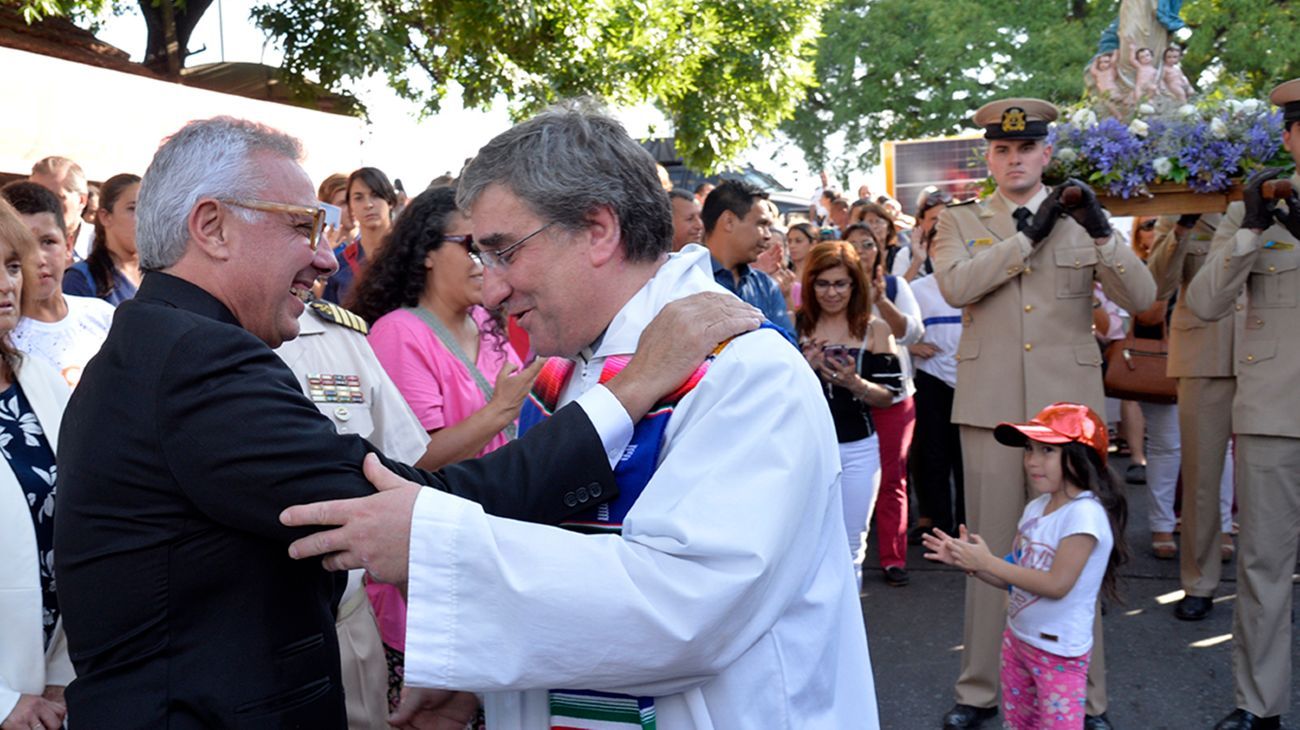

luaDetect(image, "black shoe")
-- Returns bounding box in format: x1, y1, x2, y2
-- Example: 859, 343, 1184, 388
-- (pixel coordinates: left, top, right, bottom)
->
1125, 463, 1146, 484
884, 566, 910, 587
1214, 708, 1281, 729
941, 703, 997, 729
1084, 712, 1114, 730
1175, 595, 1214, 621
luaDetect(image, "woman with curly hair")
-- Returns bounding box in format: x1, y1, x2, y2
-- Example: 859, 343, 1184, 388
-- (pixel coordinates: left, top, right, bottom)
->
345, 186, 540, 712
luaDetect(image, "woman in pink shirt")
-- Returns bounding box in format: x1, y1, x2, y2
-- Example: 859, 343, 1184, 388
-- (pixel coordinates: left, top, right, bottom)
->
347, 185, 540, 711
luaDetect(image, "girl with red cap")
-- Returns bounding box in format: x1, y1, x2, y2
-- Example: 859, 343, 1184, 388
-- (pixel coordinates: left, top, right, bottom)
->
923, 402, 1128, 729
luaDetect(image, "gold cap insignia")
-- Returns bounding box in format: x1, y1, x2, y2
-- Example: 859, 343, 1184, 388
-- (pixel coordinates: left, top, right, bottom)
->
1001, 108, 1028, 133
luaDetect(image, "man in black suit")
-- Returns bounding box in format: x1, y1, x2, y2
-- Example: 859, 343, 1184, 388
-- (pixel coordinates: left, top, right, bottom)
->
52, 117, 758, 729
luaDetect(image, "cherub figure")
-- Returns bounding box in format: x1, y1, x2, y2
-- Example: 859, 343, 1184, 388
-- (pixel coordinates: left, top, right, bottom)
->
1158, 46, 1195, 102
1086, 51, 1125, 117
1129, 46, 1159, 105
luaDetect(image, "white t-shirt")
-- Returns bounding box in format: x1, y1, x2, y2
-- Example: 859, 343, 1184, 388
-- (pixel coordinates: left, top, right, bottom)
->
11, 295, 115, 389
1007, 491, 1113, 657
909, 275, 961, 388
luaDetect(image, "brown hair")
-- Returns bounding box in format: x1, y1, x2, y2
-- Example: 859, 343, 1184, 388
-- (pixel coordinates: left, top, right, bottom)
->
797, 241, 872, 341
317, 173, 348, 203
0, 200, 41, 377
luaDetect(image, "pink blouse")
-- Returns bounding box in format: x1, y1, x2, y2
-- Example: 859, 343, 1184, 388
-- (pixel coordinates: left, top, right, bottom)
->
365, 305, 522, 650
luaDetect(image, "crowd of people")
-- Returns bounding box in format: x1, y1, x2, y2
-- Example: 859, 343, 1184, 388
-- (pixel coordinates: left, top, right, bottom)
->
1, 78, 1299, 730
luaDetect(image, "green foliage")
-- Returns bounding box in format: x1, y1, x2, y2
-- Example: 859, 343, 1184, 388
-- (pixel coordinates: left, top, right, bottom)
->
249, 0, 826, 172
783, 0, 1119, 180
1182, 0, 1300, 94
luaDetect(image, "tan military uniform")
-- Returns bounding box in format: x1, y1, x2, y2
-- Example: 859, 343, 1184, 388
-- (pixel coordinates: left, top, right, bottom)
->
1184, 177, 1300, 717
932, 187, 1156, 713
275, 302, 431, 729
1146, 215, 1241, 599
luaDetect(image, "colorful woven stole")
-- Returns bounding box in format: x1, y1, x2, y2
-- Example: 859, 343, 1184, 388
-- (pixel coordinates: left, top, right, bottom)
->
519, 351, 713, 729
521, 323, 790, 729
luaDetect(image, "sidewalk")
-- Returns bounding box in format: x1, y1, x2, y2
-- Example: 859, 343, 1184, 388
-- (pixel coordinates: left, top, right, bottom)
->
861, 456, 1300, 729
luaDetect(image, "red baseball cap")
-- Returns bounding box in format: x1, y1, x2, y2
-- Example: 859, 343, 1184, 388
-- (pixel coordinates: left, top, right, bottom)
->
994, 402, 1109, 463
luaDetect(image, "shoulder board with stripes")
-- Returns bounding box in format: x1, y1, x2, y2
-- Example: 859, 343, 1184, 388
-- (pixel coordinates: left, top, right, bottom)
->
309, 300, 369, 335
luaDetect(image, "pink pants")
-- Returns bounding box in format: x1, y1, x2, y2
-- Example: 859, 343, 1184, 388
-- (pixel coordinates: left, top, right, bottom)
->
1000, 628, 1090, 729
871, 397, 915, 568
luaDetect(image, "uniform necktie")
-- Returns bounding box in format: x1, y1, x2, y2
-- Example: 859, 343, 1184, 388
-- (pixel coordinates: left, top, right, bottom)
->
1013, 207, 1033, 233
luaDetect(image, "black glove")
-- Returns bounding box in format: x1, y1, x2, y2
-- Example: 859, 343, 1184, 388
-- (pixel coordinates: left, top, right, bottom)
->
1241, 167, 1284, 231
1274, 193, 1300, 240
1021, 189, 1065, 244
1176, 213, 1201, 229
1059, 178, 1113, 239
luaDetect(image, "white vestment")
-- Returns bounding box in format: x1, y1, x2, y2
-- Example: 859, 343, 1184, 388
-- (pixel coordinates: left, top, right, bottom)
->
403, 246, 878, 729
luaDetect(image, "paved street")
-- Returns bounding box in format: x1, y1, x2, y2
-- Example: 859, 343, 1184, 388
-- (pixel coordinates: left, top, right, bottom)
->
862, 456, 1300, 730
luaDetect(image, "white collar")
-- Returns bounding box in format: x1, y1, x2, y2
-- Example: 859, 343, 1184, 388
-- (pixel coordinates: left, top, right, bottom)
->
997, 184, 1049, 215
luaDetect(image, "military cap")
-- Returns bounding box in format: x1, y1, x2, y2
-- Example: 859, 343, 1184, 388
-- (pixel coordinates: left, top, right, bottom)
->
1269, 78, 1300, 126
972, 98, 1058, 141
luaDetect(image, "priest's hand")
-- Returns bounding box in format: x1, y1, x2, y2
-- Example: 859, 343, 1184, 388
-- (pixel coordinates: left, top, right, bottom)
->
281, 453, 420, 584
389, 688, 480, 730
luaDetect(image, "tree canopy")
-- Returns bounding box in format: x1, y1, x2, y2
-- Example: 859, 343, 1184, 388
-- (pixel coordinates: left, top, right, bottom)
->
782, 0, 1300, 180
13, 0, 827, 173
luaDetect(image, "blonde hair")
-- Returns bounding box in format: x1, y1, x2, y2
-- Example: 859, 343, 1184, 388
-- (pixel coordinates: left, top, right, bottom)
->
0, 199, 41, 375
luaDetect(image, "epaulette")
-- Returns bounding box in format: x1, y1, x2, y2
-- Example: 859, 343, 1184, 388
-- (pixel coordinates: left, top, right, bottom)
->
309, 300, 369, 335
948, 198, 978, 207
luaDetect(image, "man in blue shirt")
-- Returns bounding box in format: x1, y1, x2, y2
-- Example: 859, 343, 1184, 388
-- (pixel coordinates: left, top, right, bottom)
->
702, 180, 794, 332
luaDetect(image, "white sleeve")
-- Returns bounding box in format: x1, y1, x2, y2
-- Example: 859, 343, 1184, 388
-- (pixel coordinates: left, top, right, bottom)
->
573, 384, 634, 469
403, 330, 842, 695
889, 277, 926, 345
1062, 498, 1112, 542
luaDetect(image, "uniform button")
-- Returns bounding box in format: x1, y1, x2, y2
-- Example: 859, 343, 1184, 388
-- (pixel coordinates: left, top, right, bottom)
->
564, 492, 578, 507
589, 483, 603, 499
1246, 354, 1255, 362
1024, 305, 1034, 313
1235, 303, 1244, 311
1256, 318, 1264, 326
334, 406, 351, 421
1024, 343, 1033, 352
1268, 265, 1277, 272
1074, 259, 1082, 268
1117, 264, 1126, 273
576, 486, 590, 503
1024, 266, 1032, 274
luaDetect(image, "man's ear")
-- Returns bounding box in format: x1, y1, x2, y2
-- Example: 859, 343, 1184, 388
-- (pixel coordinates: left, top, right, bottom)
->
188, 198, 233, 262
586, 204, 623, 267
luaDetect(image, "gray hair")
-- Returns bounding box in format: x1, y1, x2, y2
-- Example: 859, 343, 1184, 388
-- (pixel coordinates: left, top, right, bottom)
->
136, 117, 303, 271
30, 156, 87, 194
456, 99, 672, 263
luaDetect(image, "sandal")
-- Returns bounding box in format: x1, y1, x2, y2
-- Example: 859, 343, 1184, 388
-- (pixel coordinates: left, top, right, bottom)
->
1221, 533, 1235, 563
1152, 532, 1176, 560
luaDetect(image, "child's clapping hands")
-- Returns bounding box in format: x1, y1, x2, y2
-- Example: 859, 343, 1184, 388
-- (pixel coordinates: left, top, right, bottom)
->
922, 525, 996, 574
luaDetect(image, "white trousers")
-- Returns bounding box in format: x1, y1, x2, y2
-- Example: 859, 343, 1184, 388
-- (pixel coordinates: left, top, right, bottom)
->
839, 434, 882, 591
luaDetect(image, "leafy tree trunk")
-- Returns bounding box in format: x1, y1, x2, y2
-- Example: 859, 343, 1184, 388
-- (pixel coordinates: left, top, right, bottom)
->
142, 0, 214, 78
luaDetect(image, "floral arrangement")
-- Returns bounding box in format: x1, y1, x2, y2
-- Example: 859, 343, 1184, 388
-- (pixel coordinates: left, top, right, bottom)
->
1044, 96, 1292, 199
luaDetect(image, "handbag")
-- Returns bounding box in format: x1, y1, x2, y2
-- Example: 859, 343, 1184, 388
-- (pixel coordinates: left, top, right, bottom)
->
1102, 321, 1177, 404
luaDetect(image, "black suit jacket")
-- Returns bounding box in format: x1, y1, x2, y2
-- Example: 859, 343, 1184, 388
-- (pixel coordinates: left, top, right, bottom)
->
53, 272, 616, 729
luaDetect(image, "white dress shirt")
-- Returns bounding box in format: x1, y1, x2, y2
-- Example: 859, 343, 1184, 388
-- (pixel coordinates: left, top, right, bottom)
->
403, 247, 878, 729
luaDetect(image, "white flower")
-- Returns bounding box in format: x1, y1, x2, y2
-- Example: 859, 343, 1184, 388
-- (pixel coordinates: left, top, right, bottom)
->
1210, 117, 1229, 139
1178, 104, 1198, 117
1056, 147, 1078, 163
1227, 99, 1244, 114
1153, 157, 1173, 176
1071, 108, 1098, 127
1128, 119, 1150, 137
1241, 99, 1261, 114
1138, 103, 1155, 115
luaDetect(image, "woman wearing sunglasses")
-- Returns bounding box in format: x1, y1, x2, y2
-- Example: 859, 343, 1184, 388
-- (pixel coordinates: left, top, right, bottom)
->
346, 185, 539, 713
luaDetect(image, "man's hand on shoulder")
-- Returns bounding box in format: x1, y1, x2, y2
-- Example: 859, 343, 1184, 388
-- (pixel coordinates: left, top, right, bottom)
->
605, 292, 761, 421
280, 453, 421, 584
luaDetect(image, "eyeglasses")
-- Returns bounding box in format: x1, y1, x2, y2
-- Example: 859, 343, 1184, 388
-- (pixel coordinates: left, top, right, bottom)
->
472, 221, 555, 270
1137, 219, 1157, 231
812, 279, 852, 292
220, 198, 341, 251
443, 234, 482, 264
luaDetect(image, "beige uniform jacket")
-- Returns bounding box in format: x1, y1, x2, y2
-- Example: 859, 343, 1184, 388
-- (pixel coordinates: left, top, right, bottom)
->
932, 190, 1156, 428
1147, 214, 1239, 378
1185, 175, 1300, 438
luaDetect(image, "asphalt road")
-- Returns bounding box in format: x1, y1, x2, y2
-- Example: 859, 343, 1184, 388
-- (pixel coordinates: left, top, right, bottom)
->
861, 456, 1300, 730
